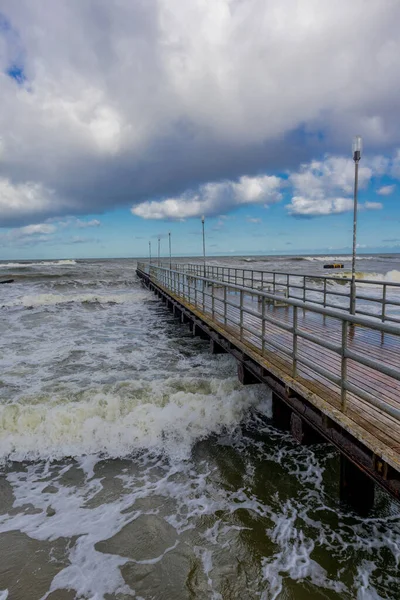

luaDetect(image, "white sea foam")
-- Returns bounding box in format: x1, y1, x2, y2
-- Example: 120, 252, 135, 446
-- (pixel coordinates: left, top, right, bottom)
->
331, 269, 400, 283
304, 255, 375, 262
3, 290, 148, 308
0, 378, 266, 462
0, 260, 77, 268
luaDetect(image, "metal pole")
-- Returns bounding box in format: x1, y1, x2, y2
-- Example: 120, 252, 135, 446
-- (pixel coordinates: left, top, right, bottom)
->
158, 236, 161, 267
149, 241, 151, 265
169, 232, 172, 270
350, 136, 362, 315
350, 159, 359, 314
202, 215, 206, 277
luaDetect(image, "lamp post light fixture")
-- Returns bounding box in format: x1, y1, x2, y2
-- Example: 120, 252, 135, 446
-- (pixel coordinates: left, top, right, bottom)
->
149, 241, 152, 265
158, 236, 161, 267
169, 232, 172, 270
201, 215, 206, 277
350, 135, 362, 315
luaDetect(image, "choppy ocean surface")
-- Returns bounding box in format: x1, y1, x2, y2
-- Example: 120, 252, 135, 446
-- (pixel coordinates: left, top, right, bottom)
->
0, 255, 399, 600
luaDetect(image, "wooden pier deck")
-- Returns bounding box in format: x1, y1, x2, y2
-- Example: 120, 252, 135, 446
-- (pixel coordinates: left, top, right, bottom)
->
137, 263, 400, 513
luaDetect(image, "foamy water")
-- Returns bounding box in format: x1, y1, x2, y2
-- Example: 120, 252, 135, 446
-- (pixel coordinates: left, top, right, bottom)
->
0, 256, 399, 599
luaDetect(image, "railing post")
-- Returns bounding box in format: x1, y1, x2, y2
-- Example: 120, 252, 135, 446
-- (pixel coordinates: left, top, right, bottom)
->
382, 283, 387, 322
323, 278, 327, 307
224, 285, 227, 325
212, 283, 215, 318
292, 306, 298, 378
303, 276, 306, 302
341, 320, 348, 411
240, 289, 244, 340
273, 272, 276, 294
261, 296, 266, 355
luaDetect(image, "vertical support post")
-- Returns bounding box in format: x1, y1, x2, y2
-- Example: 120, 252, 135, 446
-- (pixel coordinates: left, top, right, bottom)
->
303, 276, 306, 302
169, 232, 172, 271
273, 272, 276, 294
323, 278, 327, 307
292, 306, 298, 378
340, 455, 375, 516
212, 284, 215, 319
341, 320, 348, 412
272, 393, 291, 430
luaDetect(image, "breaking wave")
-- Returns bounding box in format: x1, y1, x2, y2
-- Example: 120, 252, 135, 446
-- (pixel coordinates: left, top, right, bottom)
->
0, 378, 267, 462
2, 291, 147, 308
0, 259, 77, 268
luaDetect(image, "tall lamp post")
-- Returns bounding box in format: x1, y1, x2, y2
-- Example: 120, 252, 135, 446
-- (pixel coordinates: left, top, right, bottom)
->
350, 135, 362, 315
169, 232, 172, 270
201, 215, 206, 277
149, 241, 152, 265
158, 236, 161, 267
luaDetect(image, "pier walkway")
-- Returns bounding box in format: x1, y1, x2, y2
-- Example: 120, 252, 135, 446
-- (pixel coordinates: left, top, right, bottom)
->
137, 262, 400, 513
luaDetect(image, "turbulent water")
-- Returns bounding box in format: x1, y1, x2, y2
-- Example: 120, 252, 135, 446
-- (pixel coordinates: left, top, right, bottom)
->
0, 255, 399, 600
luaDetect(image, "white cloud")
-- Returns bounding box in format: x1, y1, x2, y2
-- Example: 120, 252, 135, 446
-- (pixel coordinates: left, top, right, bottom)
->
19, 223, 56, 235
1, 1, 400, 224
377, 184, 396, 195
246, 217, 262, 223
287, 196, 354, 216
132, 175, 282, 219
363, 201, 383, 210
0, 177, 58, 221
286, 155, 384, 216
0, 222, 56, 246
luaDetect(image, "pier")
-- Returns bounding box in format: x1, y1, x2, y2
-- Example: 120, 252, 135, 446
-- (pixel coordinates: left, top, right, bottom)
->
137, 262, 400, 515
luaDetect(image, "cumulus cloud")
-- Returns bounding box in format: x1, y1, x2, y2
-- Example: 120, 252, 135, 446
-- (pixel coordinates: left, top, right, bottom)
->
132, 175, 282, 219
377, 184, 396, 195
1, 1, 400, 226
286, 155, 384, 216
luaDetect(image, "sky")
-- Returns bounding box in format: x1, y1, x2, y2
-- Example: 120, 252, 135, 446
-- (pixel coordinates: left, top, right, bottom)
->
1, 0, 400, 259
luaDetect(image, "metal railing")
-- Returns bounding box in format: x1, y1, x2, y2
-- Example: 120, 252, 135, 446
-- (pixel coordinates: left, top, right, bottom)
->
137, 262, 400, 426
150, 262, 400, 324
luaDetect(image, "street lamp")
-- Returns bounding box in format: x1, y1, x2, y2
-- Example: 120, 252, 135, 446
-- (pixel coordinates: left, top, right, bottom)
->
201, 215, 206, 277
158, 236, 161, 267
350, 135, 362, 315
169, 232, 172, 270
149, 241, 152, 265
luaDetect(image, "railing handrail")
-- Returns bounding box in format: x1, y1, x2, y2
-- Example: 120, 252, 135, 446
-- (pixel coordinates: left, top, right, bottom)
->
183, 261, 400, 288
137, 263, 400, 335
137, 262, 400, 426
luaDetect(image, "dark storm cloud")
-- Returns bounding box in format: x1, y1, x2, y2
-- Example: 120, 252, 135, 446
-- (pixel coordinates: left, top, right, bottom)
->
1, 0, 400, 226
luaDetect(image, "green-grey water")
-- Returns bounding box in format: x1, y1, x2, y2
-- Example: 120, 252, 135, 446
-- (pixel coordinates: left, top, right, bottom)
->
0, 255, 399, 599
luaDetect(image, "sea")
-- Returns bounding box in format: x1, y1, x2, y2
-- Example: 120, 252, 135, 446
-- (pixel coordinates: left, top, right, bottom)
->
0, 254, 399, 600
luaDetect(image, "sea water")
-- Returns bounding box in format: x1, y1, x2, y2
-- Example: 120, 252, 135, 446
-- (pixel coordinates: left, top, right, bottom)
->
0, 255, 399, 599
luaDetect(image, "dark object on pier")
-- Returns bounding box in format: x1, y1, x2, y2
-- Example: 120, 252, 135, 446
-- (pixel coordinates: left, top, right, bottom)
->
0, 279, 14, 284
323, 263, 344, 269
